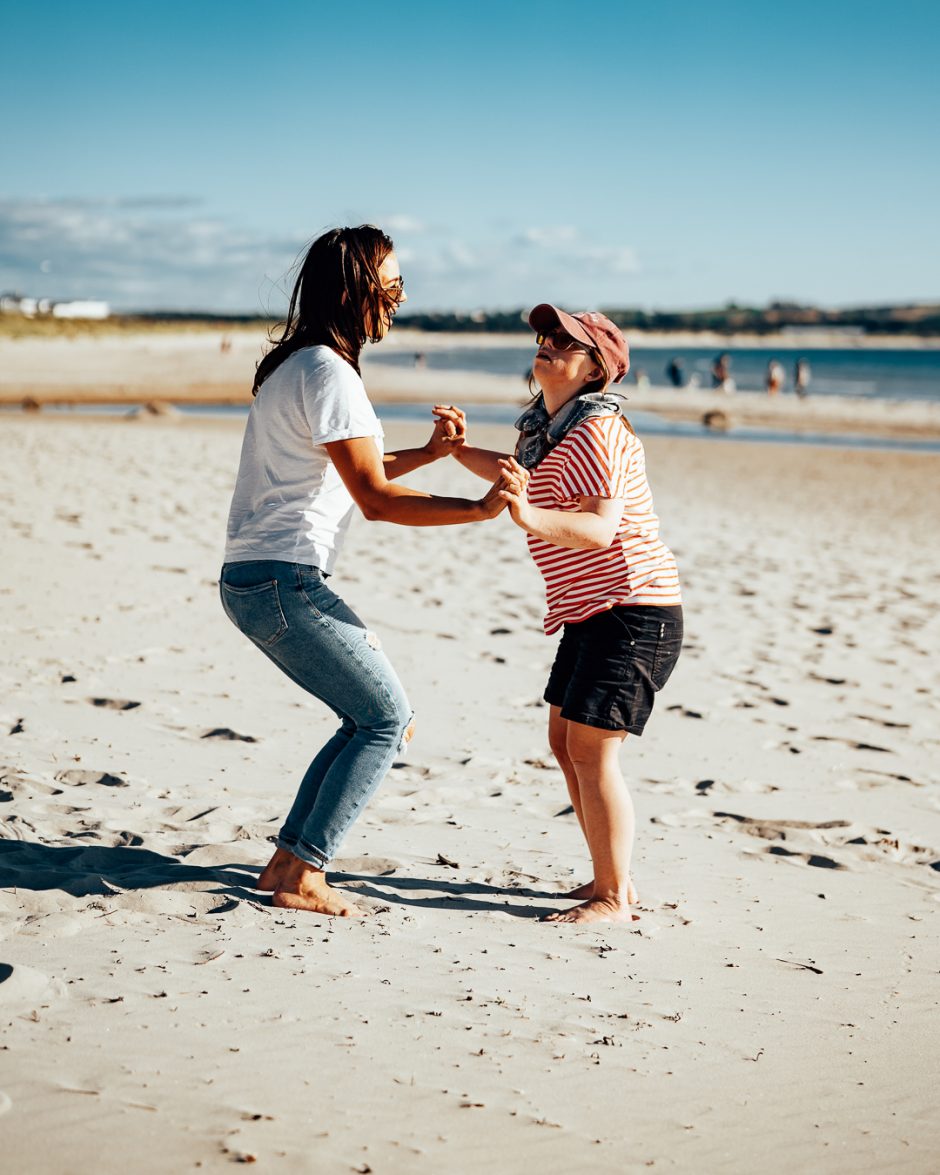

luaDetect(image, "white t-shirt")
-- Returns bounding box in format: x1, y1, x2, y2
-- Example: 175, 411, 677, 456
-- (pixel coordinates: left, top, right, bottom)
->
224, 345, 383, 574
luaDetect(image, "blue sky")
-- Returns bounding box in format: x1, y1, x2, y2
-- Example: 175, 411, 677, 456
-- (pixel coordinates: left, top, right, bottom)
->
2, 0, 938, 313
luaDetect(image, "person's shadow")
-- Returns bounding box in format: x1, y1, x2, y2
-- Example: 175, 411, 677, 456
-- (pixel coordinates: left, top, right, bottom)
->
0, 839, 260, 904
0, 841, 560, 918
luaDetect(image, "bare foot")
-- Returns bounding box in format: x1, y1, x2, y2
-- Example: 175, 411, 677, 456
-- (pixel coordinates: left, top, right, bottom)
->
272, 856, 364, 918
542, 894, 638, 925
256, 845, 294, 891
560, 878, 639, 903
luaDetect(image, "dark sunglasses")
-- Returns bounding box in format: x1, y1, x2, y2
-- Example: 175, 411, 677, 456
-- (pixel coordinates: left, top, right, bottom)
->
535, 330, 591, 353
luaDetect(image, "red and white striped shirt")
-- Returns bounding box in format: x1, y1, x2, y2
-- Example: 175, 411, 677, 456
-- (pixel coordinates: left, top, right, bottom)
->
525, 415, 682, 634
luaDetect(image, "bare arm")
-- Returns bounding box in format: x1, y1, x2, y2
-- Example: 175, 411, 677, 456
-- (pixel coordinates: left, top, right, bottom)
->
382, 405, 467, 479
326, 435, 506, 526
497, 457, 622, 550
454, 444, 512, 482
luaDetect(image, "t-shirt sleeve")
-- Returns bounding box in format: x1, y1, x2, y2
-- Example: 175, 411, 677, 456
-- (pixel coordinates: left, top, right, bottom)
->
300, 350, 383, 446
557, 417, 632, 500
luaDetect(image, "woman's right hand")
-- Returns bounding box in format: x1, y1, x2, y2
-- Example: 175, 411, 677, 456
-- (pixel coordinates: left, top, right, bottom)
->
431, 404, 468, 454
478, 477, 508, 519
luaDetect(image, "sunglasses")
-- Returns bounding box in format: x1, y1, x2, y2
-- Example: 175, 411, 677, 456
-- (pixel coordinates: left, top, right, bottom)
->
382, 276, 405, 303
535, 330, 592, 353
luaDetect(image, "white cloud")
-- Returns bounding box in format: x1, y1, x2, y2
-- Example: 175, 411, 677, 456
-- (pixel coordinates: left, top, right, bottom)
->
0, 198, 642, 312
0, 197, 305, 311
516, 225, 580, 247
381, 214, 427, 235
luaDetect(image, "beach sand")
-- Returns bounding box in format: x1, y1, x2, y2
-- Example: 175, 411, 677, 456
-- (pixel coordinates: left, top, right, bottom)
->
1, 413, 939, 1172
3, 328, 940, 440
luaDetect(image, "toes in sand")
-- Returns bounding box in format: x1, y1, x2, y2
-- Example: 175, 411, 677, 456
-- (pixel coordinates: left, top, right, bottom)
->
542, 895, 638, 925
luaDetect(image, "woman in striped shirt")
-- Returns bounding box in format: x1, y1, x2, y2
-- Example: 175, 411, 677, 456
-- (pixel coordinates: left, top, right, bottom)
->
442, 305, 682, 925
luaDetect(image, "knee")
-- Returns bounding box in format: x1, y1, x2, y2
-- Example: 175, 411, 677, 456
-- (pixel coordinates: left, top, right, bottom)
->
548, 730, 570, 767
565, 731, 601, 770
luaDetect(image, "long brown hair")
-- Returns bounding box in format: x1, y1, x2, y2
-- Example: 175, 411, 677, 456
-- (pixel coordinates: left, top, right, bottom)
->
253, 224, 395, 395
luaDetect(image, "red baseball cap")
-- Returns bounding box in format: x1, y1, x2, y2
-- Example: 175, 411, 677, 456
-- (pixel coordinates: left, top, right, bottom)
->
528, 304, 630, 383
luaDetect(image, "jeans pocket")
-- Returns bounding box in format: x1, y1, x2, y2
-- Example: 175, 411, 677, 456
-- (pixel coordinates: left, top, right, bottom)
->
220, 580, 288, 646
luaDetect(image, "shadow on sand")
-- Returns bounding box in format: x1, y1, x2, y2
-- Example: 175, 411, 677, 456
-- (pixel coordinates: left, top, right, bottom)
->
0, 842, 562, 918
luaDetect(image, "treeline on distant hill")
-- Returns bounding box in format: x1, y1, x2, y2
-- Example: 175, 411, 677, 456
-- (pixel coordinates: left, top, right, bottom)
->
4, 302, 940, 338
394, 302, 940, 337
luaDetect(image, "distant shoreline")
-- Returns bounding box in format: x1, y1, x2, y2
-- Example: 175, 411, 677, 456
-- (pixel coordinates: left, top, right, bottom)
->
2, 328, 939, 441
2, 316, 940, 350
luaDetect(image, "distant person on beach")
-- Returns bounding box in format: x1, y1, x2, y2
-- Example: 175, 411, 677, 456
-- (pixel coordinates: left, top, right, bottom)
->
220, 225, 519, 918
444, 306, 683, 925
766, 359, 785, 396
711, 352, 734, 393
795, 357, 811, 398
666, 357, 685, 388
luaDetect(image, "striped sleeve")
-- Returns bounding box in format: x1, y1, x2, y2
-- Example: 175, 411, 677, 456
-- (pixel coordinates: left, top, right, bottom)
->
557, 416, 631, 500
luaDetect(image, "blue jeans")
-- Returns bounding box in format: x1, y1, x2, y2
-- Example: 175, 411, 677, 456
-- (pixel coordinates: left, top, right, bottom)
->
219, 561, 413, 869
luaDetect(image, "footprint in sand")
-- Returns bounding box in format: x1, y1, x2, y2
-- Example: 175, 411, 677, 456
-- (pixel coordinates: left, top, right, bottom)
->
55, 769, 129, 788
1, 769, 64, 797
87, 697, 141, 711
200, 727, 258, 742
666, 705, 704, 720
0, 962, 68, 1010
711, 810, 940, 874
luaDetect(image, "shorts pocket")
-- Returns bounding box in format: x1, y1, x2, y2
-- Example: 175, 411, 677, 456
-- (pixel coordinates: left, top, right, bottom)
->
220, 580, 288, 646
650, 620, 683, 690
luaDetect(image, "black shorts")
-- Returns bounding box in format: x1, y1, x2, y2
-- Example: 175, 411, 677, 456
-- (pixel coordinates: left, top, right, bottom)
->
544, 604, 683, 735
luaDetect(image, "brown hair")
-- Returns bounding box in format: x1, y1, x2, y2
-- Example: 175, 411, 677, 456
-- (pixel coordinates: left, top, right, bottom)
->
253, 224, 396, 395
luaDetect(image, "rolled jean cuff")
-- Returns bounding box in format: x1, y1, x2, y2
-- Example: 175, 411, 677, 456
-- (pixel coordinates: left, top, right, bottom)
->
278, 834, 329, 870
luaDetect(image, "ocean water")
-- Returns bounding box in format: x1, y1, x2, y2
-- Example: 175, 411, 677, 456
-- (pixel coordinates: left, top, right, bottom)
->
370, 344, 940, 402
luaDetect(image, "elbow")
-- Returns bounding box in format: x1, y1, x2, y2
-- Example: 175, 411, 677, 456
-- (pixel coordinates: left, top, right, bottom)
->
359, 497, 386, 522
587, 527, 619, 551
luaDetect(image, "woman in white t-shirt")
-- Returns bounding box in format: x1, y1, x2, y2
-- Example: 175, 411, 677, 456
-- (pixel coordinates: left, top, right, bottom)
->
220, 225, 517, 918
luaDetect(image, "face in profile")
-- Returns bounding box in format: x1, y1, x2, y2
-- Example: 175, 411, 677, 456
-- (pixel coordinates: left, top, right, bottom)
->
368, 252, 407, 340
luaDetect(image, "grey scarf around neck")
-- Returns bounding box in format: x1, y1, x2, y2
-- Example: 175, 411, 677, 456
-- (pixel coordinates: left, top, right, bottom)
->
513, 390, 629, 470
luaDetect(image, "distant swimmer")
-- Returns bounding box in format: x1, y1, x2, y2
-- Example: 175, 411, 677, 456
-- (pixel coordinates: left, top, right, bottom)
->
666, 357, 685, 388
766, 359, 785, 396
795, 357, 811, 398
711, 352, 734, 393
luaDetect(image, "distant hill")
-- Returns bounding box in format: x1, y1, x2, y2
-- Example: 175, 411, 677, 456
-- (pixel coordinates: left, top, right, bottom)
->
3, 301, 939, 338
393, 302, 940, 337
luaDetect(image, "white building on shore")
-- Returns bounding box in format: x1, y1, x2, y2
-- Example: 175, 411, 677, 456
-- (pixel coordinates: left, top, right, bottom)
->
51, 300, 110, 319
0, 293, 110, 319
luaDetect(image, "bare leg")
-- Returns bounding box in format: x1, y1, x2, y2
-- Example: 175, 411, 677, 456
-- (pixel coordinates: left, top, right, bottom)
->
272, 851, 364, 918
544, 721, 636, 925
548, 707, 637, 903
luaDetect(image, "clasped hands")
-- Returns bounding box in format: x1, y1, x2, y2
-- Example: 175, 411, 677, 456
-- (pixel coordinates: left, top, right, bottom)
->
430, 403, 529, 521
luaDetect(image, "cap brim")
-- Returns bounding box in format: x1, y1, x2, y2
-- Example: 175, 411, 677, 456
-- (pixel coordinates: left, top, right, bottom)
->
527, 303, 594, 348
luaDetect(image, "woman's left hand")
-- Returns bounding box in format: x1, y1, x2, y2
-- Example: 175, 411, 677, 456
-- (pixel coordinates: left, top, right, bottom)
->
496, 456, 531, 525
425, 404, 468, 458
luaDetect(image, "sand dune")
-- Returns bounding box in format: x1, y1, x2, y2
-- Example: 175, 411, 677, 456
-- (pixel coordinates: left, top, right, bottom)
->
1, 414, 938, 1171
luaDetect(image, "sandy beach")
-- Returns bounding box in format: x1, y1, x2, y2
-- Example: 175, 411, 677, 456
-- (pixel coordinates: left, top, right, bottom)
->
2, 410, 939, 1172
3, 329, 940, 440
